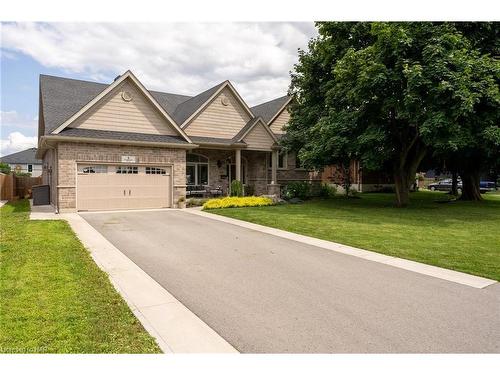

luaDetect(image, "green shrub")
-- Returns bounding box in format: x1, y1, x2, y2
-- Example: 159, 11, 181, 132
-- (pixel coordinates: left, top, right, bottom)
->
319, 183, 337, 198
186, 198, 210, 207
0, 162, 11, 174
283, 181, 310, 200
230, 180, 243, 197
203, 196, 274, 209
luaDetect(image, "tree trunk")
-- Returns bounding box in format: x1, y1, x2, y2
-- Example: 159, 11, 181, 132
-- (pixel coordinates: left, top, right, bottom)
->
393, 147, 426, 207
460, 170, 483, 201
451, 170, 459, 196
343, 161, 352, 197
393, 170, 412, 207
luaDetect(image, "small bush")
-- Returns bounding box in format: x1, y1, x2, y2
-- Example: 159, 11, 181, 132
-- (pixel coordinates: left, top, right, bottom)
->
186, 198, 210, 207
203, 196, 274, 209
230, 180, 243, 197
319, 183, 337, 199
0, 162, 11, 174
282, 181, 310, 200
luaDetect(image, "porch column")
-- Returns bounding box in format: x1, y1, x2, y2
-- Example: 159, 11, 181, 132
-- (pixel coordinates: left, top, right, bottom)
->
271, 149, 278, 184
235, 148, 241, 182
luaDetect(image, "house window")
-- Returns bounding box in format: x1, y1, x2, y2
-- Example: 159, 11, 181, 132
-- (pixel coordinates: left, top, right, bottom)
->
186, 153, 209, 185
116, 166, 138, 174
146, 167, 166, 175
268, 151, 287, 170
28, 164, 33, 172
79, 165, 108, 174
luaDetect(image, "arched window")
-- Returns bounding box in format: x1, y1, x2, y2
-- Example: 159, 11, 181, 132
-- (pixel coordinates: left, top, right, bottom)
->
186, 153, 209, 186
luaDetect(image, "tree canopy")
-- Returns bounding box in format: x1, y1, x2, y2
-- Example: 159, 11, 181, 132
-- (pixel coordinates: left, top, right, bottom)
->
284, 22, 499, 206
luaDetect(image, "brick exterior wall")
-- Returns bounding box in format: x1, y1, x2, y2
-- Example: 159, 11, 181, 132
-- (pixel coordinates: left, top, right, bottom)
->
192, 148, 320, 196
56, 142, 186, 211
190, 149, 270, 196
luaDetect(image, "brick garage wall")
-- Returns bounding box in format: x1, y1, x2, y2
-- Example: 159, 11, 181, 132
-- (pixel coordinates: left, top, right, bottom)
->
56, 142, 186, 211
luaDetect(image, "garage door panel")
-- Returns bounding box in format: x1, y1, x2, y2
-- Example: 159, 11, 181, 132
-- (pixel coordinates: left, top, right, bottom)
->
77, 165, 172, 211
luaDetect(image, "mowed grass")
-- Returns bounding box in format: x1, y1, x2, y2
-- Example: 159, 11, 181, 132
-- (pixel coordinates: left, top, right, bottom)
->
0, 200, 161, 353
212, 191, 500, 281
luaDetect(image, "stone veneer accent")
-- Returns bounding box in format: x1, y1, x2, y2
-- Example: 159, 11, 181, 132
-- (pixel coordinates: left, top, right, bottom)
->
56, 142, 186, 211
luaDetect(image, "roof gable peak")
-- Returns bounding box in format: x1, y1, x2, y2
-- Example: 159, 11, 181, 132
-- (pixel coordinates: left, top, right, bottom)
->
50, 70, 192, 143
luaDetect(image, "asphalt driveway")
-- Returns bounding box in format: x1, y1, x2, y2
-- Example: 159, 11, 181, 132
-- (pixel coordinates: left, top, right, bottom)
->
81, 209, 500, 353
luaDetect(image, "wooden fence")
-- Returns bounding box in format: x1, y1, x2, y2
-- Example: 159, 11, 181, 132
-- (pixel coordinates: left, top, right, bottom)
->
0, 174, 42, 201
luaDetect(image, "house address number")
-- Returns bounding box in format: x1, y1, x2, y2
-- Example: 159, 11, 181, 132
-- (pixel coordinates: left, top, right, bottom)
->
121, 155, 137, 163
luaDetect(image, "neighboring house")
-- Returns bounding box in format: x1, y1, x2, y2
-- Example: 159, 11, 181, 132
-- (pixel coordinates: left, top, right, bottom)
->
0, 148, 42, 177
37, 71, 320, 212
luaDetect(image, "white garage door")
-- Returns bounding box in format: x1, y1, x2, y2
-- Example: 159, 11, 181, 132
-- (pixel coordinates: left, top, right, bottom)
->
77, 164, 172, 211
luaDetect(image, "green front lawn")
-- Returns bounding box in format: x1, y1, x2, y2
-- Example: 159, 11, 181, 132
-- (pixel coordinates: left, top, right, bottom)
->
212, 191, 500, 281
0, 200, 161, 353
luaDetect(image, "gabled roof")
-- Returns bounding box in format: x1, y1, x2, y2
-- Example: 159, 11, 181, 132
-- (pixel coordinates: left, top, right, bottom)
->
172, 82, 226, 126
178, 81, 255, 129
250, 95, 291, 124
0, 148, 41, 164
49, 71, 192, 143
233, 117, 278, 143
39, 72, 288, 148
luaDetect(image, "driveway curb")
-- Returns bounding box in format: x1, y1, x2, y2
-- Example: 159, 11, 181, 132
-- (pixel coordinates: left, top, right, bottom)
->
185, 208, 497, 289
32, 211, 238, 353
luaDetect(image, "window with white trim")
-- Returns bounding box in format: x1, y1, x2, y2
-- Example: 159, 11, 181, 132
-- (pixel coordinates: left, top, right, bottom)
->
146, 167, 167, 175
268, 151, 287, 170
186, 153, 209, 185
78, 165, 108, 174
28, 164, 33, 172
116, 166, 138, 174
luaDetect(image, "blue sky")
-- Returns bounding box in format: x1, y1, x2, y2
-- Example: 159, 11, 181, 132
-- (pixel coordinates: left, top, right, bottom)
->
0, 22, 316, 156
2, 53, 91, 136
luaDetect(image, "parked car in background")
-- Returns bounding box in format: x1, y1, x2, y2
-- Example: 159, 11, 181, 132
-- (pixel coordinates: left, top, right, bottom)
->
428, 179, 496, 194
428, 179, 462, 193
480, 181, 496, 193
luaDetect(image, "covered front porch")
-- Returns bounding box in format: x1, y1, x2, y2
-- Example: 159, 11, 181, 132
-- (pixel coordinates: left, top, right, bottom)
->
185, 147, 280, 197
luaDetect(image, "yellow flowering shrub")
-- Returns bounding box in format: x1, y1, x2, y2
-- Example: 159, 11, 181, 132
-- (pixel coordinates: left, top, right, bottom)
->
202, 196, 274, 210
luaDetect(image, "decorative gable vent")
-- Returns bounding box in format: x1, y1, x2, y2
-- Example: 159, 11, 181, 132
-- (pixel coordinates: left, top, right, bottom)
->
121, 91, 133, 102
221, 97, 229, 106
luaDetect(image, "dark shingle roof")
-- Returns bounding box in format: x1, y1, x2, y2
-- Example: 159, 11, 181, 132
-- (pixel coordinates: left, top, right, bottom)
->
40, 75, 194, 135
250, 95, 290, 124
150, 90, 192, 116
39, 74, 289, 141
41, 75, 108, 135
189, 136, 243, 145
56, 128, 188, 144
172, 81, 226, 126
0, 148, 41, 164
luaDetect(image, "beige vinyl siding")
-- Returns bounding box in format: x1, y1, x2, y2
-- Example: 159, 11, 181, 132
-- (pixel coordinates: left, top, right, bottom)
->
243, 123, 275, 151
184, 87, 251, 138
269, 108, 290, 134
69, 79, 178, 136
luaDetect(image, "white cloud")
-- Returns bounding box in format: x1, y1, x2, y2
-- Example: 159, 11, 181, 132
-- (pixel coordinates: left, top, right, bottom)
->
1, 22, 317, 105
0, 132, 37, 157
0, 110, 37, 130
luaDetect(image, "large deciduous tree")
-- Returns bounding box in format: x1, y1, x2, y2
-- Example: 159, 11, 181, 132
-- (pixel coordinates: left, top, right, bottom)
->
284, 22, 499, 206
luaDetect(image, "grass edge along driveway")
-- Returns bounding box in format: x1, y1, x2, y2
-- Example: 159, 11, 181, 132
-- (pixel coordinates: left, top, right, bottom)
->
211, 191, 500, 281
0, 200, 161, 353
